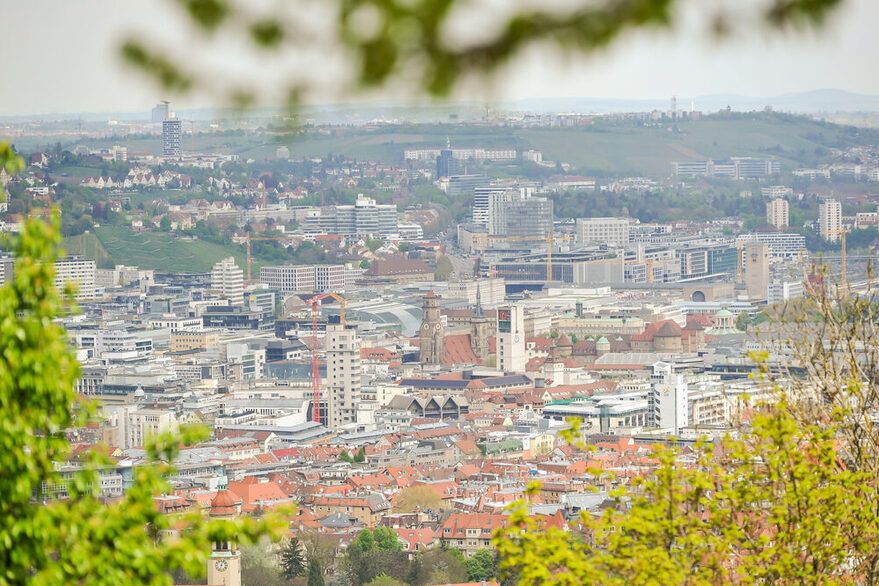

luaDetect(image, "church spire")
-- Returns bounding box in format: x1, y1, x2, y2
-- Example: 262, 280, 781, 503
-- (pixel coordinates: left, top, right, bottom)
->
473, 282, 484, 318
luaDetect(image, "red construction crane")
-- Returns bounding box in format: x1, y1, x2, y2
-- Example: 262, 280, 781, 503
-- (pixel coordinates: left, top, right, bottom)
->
305, 292, 346, 425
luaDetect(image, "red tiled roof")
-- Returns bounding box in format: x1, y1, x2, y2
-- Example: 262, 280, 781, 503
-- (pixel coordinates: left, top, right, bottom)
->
442, 333, 480, 366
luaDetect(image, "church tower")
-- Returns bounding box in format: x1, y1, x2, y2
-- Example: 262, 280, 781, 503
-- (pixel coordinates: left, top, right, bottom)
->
470, 283, 493, 363
419, 292, 444, 365
207, 480, 242, 586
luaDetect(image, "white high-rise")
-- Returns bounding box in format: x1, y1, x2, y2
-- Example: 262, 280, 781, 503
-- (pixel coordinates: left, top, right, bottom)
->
496, 305, 525, 373
766, 198, 789, 229
326, 323, 362, 428
211, 257, 244, 306
55, 256, 97, 300
649, 361, 688, 434
819, 199, 843, 242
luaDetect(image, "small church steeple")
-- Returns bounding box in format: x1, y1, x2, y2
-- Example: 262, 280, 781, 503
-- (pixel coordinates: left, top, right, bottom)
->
473, 282, 484, 318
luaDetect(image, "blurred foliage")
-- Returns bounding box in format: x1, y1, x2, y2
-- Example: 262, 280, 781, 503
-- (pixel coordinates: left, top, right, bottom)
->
0, 142, 286, 585
123, 0, 845, 106
495, 397, 878, 584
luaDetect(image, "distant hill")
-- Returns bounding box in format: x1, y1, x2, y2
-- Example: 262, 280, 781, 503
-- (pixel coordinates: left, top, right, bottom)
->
505, 89, 879, 114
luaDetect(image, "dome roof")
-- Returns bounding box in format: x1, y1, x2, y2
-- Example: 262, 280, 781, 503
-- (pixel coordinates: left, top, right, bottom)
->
210, 489, 241, 515
716, 309, 734, 317
597, 336, 609, 345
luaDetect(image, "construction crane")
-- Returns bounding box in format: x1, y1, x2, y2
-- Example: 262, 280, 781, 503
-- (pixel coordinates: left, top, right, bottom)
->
820, 228, 848, 290
305, 293, 346, 425
245, 232, 288, 282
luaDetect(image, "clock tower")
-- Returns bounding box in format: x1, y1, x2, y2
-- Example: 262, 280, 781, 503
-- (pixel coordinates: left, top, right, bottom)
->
419, 292, 444, 365
207, 480, 242, 586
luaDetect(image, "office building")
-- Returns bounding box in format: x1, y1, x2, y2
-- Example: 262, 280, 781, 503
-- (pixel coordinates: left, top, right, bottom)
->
259, 264, 345, 293
766, 198, 789, 229
436, 147, 459, 178
575, 217, 630, 246
306, 194, 397, 238
260, 265, 316, 293
162, 117, 182, 157
649, 361, 688, 434
201, 305, 274, 331
671, 158, 779, 180
447, 174, 490, 198
505, 197, 553, 239
326, 323, 362, 428
744, 242, 770, 301
151, 101, 169, 123
497, 305, 525, 373
211, 257, 244, 306
819, 199, 843, 242
55, 256, 96, 300
736, 233, 805, 259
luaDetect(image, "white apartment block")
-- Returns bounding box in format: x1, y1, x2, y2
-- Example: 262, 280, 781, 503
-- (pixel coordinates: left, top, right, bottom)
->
326, 323, 362, 428
55, 256, 97, 300
575, 217, 630, 246
766, 198, 789, 229
819, 199, 843, 242
211, 256, 244, 305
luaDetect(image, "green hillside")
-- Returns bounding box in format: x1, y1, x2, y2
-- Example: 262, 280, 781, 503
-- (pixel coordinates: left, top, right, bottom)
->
63, 232, 112, 267
520, 116, 879, 177
86, 226, 247, 273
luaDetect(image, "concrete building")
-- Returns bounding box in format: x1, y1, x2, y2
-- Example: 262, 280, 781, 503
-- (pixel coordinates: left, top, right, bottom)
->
211, 257, 244, 306
326, 323, 362, 428
55, 256, 96, 300
575, 217, 629, 246
497, 305, 525, 373
649, 361, 688, 434
744, 242, 770, 301
819, 199, 843, 242
766, 198, 789, 229
162, 117, 182, 157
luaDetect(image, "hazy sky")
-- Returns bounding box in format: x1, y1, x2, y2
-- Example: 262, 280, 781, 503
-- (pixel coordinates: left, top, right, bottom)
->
1, 0, 878, 116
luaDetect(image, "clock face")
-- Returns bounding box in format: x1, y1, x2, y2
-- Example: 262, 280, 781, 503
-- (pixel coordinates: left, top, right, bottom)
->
215, 559, 228, 572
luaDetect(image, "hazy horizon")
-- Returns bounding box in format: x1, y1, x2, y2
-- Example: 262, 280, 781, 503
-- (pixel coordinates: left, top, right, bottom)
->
2, 0, 879, 117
